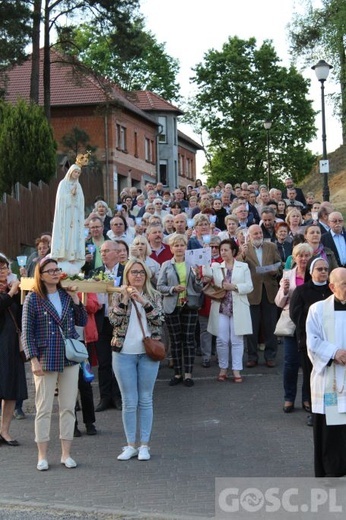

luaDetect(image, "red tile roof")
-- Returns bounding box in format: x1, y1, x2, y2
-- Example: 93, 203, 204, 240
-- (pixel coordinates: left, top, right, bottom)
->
132, 90, 184, 115
4, 49, 158, 125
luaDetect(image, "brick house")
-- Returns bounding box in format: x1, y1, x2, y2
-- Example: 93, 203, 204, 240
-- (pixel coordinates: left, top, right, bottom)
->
3, 50, 202, 206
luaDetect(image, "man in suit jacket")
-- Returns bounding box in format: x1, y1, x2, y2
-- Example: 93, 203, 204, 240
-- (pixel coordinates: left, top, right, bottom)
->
89, 241, 124, 412
241, 225, 282, 367
321, 212, 346, 267
282, 177, 306, 206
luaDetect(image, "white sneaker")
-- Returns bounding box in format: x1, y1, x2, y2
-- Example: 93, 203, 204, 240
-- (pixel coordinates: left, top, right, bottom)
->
117, 446, 138, 461
61, 456, 77, 468
138, 445, 150, 461
37, 459, 49, 471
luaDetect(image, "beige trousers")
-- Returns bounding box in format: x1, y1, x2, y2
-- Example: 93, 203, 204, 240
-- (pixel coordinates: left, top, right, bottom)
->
33, 364, 79, 443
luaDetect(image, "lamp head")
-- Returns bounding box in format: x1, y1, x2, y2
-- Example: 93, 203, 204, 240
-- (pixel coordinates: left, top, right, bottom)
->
311, 60, 333, 82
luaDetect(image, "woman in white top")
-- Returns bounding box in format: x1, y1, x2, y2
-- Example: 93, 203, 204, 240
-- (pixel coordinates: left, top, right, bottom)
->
130, 236, 161, 286
109, 259, 164, 461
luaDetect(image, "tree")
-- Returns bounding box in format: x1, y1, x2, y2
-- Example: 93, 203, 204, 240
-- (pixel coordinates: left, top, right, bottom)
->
185, 37, 317, 186
289, 0, 346, 143
61, 127, 94, 158
0, 99, 57, 195
0, 0, 31, 72
58, 21, 180, 101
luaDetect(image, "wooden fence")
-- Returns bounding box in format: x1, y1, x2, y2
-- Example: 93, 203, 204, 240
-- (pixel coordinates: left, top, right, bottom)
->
0, 168, 104, 260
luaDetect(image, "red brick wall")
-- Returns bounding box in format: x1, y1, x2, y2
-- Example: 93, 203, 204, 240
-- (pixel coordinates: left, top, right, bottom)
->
51, 105, 158, 206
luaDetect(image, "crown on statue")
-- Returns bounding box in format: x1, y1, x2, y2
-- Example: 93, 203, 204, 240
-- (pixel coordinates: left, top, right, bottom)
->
75, 150, 91, 167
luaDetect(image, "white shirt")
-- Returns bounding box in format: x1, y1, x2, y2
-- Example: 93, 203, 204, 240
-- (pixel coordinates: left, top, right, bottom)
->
122, 302, 150, 354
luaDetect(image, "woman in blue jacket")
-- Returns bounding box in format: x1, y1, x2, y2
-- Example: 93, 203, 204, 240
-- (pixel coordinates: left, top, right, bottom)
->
22, 257, 87, 471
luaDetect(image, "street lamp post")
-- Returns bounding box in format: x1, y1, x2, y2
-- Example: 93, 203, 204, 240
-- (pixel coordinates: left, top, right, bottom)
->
263, 119, 272, 189
311, 59, 333, 202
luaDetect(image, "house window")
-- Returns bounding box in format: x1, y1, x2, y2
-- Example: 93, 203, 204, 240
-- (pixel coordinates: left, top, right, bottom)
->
145, 138, 154, 162
134, 131, 138, 157
116, 124, 127, 152
158, 116, 167, 143
159, 160, 167, 185
179, 154, 184, 176
186, 158, 191, 177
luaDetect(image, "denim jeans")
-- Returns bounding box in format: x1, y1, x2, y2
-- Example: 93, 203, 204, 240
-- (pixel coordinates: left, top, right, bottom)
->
283, 335, 309, 403
112, 352, 159, 444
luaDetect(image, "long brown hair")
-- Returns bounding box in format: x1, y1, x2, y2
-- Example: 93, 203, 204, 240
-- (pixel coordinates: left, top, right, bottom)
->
32, 257, 62, 299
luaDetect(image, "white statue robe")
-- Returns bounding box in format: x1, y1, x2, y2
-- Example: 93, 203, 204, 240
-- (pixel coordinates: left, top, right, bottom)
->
51, 170, 85, 270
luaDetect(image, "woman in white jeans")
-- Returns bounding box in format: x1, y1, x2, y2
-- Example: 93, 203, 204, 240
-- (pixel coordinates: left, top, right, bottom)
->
207, 239, 253, 382
109, 259, 164, 461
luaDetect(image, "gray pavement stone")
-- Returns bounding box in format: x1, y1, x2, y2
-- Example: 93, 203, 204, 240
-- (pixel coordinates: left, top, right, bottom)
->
0, 347, 313, 519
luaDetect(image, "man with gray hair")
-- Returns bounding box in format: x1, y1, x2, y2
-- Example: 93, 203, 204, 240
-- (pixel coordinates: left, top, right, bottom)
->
147, 225, 173, 265
260, 206, 276, 242
321, 211, 346, 267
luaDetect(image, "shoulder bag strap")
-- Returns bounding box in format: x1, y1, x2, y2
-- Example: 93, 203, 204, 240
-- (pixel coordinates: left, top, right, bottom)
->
7, 307, 21, 334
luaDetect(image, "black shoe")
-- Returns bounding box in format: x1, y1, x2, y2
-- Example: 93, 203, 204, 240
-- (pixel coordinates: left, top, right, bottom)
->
283, 404, 294, 413
183, 378, 194, 387
74, 425, 82, 438
95, 399, 113, 412
306, 415, 313, 427
202, 360, 211, 368
0, 434, 19, 446
113, 398, 122, 411
169, 376, 182, 386
86, 423, 97, 435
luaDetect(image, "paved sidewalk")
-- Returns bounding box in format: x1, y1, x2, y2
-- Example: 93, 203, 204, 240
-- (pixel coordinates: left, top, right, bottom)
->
0, 347, 313, 519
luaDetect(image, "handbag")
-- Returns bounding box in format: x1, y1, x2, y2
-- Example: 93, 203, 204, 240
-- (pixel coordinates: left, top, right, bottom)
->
132, 300, 166, 361
274, 308, 296, 337
7, 307, 27, 362
202, 267, 226, 301
59, 326, 88, 363
202, 283, 226, 301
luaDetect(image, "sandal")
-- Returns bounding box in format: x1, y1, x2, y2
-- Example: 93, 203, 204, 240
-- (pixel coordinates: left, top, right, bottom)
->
233, 376, 243, 383
217, 374, 228, 382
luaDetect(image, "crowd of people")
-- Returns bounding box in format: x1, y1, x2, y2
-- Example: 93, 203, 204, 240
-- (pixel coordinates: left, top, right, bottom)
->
1, 176, 346, 477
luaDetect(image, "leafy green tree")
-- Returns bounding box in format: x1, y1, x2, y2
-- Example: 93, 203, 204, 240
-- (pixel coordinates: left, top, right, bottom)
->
185, 37, 317, 186
61, 127, 92, 156
289, 0, 346, 144
0, 0, 31, 72
56, 20, 180, 101
0, 99, 57, 195
42, 0, 144, 117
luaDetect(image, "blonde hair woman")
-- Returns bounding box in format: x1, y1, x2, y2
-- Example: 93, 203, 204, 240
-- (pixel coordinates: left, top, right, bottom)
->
109, 259, 164, 461
130, 236, 160, 285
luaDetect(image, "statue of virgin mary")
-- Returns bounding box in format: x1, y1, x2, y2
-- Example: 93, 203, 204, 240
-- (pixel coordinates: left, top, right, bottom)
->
50, 152, 90, 275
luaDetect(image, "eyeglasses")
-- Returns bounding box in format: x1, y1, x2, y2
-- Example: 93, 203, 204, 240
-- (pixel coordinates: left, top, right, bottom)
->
90, 226, 102, 230
155, 203, 163, 205
330, 219, 344, 223
211, 245, 220, 249
129, 270, 146, 276
315, 267, 328, 272
101, 249, 117, 254
0, 266, 8, 271
41, 268, 62, 275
